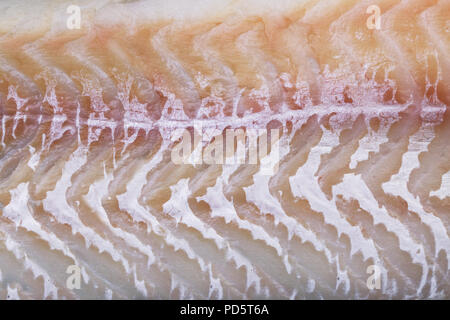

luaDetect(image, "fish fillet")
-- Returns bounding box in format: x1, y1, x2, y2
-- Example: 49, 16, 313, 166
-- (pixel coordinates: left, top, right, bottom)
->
0, 0, 449, 300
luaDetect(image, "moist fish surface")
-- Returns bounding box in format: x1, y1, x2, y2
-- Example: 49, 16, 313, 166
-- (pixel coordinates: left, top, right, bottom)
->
0, 0, 449, 299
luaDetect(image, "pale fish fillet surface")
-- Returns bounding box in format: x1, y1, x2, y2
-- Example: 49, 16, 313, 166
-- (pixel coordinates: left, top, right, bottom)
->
0, 0, 449, 300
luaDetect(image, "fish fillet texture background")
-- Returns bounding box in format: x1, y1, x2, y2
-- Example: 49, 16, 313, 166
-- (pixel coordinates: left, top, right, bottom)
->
0, 0, 449, 299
